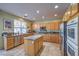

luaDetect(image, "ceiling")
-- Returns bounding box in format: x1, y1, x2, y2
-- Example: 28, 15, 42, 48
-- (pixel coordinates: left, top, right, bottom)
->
0, 3, 70, 21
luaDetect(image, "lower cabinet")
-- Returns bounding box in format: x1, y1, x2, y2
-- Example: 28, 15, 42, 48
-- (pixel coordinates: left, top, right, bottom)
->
24, 36, 43, 56
43, 34, 60, 44
4, 35, 24, 50
43, 34, 50, 42
34, 40, 39, 55
39, 37, 43, 50
5, 36, 14, 50
35, 37, 43, 54
50, 34, 60, 43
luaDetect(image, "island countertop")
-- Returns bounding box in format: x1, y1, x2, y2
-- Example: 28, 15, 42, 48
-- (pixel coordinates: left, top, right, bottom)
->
24, 34, 43, 41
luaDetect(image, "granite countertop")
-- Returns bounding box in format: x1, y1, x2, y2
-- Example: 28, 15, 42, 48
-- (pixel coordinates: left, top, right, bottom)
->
24, 34, 43, 41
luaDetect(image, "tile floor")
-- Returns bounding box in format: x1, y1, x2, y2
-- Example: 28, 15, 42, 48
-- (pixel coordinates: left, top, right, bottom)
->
0, 42, 61, 56
0, 45, 25, 56
41, 42, 61, 56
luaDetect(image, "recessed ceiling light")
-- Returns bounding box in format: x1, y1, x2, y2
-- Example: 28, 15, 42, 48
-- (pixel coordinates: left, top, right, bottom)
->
68, 11, 70, 14
24, 13, 28, 17
55, 5, 59, 9
36, 10, 39, 14
42, 16, 45, 19
54, 14, 57, 16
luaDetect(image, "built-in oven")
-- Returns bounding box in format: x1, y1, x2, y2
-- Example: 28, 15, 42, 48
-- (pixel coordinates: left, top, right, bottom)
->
67, 17, 78, 45
67, 39, 78, 56
67, 17, 78, 56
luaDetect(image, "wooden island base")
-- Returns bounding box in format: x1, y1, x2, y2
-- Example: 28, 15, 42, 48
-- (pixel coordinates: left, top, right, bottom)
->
24, 35, 43, 56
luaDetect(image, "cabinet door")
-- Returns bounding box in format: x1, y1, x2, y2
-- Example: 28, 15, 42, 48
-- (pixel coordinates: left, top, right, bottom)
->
24, 40, 35, 56
45, 34, 50, 42
43, 34, 51, 42
46, 23, 50, 30
54, 22, 59, 30
33, 23, 39, 30
7, 37, 14, 50
40, 37, 43, 47
50, 23, 53, 30
34, 39, 39, 55
71, 4, 78, 16
50, 34, 60, 43
43, 35, 47, 42
39, 37, 43, 50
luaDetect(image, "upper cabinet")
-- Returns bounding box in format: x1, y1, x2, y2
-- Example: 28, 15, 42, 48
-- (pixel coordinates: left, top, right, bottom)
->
71, 3, 79, 16
63, 3, 79, 22
63, 6, 71, 21
33, 21, 60, 31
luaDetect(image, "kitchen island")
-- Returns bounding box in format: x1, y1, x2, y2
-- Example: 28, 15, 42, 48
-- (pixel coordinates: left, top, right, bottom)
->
24, 34, 43, 56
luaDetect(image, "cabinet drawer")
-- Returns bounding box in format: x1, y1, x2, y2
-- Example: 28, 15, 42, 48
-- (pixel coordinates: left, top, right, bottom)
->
7, 45, 14, 49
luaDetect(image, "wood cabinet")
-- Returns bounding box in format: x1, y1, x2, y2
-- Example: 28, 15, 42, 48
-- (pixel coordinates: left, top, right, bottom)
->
34, 39, 40, 55
24, 36, 43, 56
50, 34, 60, 43
4, 35, 24, 50
5, 36, 14, 50
33, 21, 60, 31
43, 34, 50, 42
63, 5, 72, 21
63, 3, 79, 22
43, 34, 60, 44
46, 21, 60, 30
38, 37, 43, 50
71, 3, 79, 16
24, 39, 34, 55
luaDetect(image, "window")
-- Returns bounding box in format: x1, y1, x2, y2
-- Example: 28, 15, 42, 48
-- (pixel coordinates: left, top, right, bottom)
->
14, 28, 21, 34
21, 28, 27, 34
14, 19, 27, 34
14, 20, 21, 27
